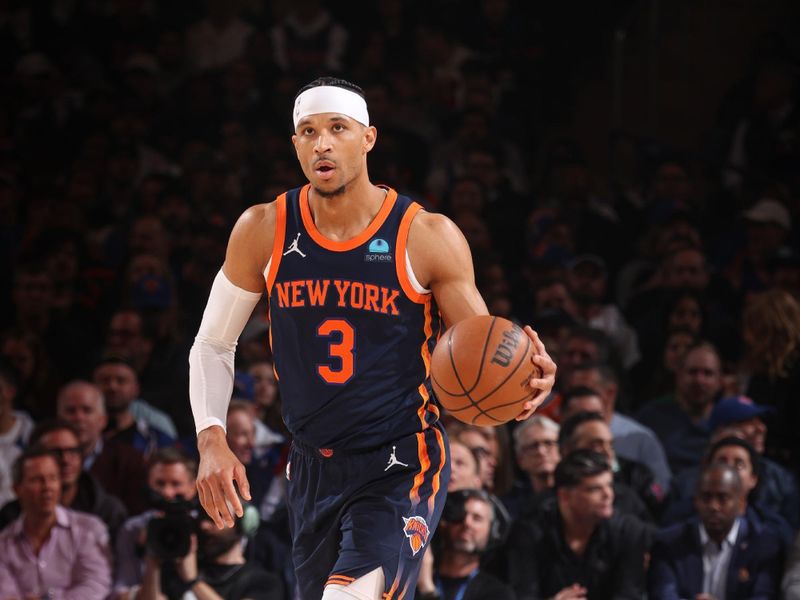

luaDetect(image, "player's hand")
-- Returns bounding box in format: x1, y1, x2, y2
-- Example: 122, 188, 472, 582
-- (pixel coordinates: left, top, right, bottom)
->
551, 584, 587, 600
516, 326, 557, 421
196, 426, 251, 529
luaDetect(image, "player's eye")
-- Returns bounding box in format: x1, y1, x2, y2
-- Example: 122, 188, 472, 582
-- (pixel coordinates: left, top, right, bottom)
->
333, 123, 345, 132
303, 127, 314, 135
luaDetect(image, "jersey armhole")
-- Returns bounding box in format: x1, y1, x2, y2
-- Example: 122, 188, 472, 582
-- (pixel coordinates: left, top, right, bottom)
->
264, 193, 287, 295
396, 202, 431, 304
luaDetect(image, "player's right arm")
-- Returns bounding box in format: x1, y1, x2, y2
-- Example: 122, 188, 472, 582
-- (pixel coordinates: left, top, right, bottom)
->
190, 202, 276, 529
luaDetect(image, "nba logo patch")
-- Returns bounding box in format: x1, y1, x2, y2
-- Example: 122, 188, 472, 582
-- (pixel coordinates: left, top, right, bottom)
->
402, 516, 430, 555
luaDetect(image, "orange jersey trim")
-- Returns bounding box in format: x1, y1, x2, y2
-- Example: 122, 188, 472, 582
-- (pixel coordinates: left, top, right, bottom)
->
299, 184, 398, 252
415, 299, 435, 428
265, 193, 287, 295
326, 574, 355, 586
409, 432, 431, 506
428, 426, 447, 519
395, 202, 429, 304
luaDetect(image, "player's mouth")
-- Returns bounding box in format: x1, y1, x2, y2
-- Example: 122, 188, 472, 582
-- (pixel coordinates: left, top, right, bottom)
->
314, 160, 336, 181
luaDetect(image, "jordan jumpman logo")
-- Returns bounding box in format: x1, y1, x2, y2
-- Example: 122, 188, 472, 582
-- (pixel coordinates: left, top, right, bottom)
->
283, 232, 307, 257
385, 446, 409, 471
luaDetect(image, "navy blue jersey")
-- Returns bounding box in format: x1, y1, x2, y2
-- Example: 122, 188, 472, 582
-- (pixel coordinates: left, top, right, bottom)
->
266, 184, 442, 450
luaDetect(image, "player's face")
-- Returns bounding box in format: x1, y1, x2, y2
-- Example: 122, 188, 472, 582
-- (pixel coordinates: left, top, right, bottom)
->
292, 113, 376, 198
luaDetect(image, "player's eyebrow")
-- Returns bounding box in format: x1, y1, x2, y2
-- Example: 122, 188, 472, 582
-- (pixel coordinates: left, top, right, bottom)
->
296, 115, 353, 129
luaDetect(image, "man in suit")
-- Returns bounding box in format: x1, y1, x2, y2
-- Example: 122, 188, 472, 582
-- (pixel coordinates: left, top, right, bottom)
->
648, 463, 784, 599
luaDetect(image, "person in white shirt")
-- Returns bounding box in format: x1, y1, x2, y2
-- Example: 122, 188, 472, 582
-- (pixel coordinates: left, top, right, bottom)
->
0, 359, 34, 506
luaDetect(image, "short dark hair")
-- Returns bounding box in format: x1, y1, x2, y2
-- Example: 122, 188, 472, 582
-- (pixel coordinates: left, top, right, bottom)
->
707, 436, 762, 481
558, 411, 606, 450
569, 360, 619, 385
29, 419, 81, 447
560, 385, 603, 415
148, 447, 198, 479
554, 449, 611, 489
12, 446, 60, 485
94, 355, 138, 375
295, 77, 365, 101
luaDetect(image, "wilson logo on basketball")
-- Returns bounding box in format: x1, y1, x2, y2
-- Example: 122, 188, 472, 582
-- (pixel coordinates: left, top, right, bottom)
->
490, 324, 523, 367
402, 516, 430, 555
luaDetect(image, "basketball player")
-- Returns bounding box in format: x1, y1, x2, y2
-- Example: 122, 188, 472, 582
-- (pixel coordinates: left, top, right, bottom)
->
189, 77, 556, 600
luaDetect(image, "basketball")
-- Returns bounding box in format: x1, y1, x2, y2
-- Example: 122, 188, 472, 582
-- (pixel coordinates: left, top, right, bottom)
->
431, 315, 542, 426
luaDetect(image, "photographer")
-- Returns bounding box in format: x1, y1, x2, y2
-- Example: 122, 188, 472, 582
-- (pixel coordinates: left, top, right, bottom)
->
136, 508, 283, 600
417, 488, 515, 599
114, 448, 199, 599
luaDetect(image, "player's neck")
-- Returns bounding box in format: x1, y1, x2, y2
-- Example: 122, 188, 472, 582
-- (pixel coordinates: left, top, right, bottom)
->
439, 551, 480, 578
308, 178, 386, 240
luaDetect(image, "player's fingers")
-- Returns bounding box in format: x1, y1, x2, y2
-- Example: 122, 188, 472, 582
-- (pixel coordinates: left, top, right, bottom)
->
222, 473, 244, 520
200, 479, 225, 529
233, 463, 252, 502
205, 477, 230, 529
531, 352, 557, 376
523, 325, 544, 351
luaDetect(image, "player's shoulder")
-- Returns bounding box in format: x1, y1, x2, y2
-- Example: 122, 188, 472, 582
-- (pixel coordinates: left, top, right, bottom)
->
408, 208, 462, 241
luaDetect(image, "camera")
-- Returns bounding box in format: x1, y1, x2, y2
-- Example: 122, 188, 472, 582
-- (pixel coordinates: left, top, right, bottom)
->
146, 492, 198, 561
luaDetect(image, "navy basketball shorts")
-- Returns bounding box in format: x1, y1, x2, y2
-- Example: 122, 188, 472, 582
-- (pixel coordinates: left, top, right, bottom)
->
286, 423, 450, 599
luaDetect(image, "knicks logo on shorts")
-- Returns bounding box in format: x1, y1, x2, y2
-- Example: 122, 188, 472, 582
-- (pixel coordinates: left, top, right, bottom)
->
402, 516, 430, 555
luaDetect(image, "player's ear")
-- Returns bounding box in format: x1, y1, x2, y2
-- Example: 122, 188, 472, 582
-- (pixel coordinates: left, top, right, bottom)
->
363, 126, 377, 153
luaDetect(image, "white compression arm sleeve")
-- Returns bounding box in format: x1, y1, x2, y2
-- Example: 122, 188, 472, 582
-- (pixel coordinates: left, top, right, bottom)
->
189, 269, 262, 433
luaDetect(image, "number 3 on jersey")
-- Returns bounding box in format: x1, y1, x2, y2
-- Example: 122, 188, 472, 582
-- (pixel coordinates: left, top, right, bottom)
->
316, 318, 355, 384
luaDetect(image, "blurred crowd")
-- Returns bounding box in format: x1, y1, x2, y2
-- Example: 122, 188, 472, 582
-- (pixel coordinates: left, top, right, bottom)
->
0, 0, 799, 599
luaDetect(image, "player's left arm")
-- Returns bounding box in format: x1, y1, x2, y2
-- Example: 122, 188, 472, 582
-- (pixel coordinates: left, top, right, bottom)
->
407, 211, 556, 420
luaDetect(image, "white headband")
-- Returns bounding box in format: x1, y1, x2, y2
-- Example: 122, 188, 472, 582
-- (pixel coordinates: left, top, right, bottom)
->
293, 86, 370, 129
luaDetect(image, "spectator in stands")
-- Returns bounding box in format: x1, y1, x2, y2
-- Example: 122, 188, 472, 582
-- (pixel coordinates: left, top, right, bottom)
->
103, 308, 191, 436
785, 531, 800, 600
448, 440, 483, 492
0, 358, 33, 505
504, 415, 560, 518
185, 0, 255, 72
559, 411, 665, 520
92, 357, 175, 455
417, 489, 515, 599
452, 424, 497, 493
668, 395, 800, 529
0, 419, 127, 540
742, 289, 800, 472
662, 436, 795, 546
565, 253, 641, 369
565, 362, 671, 491
56, 380, 149, 515
114, 448, 198, 599
636, 341, 722, 473
0, 447, 112, 599
506, 449, 650, 599
648, 463, 784, 599
0, 328, 62, 423
135, 507, 283, 600
226, 400, 284, 520
248, 358, 288, 439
